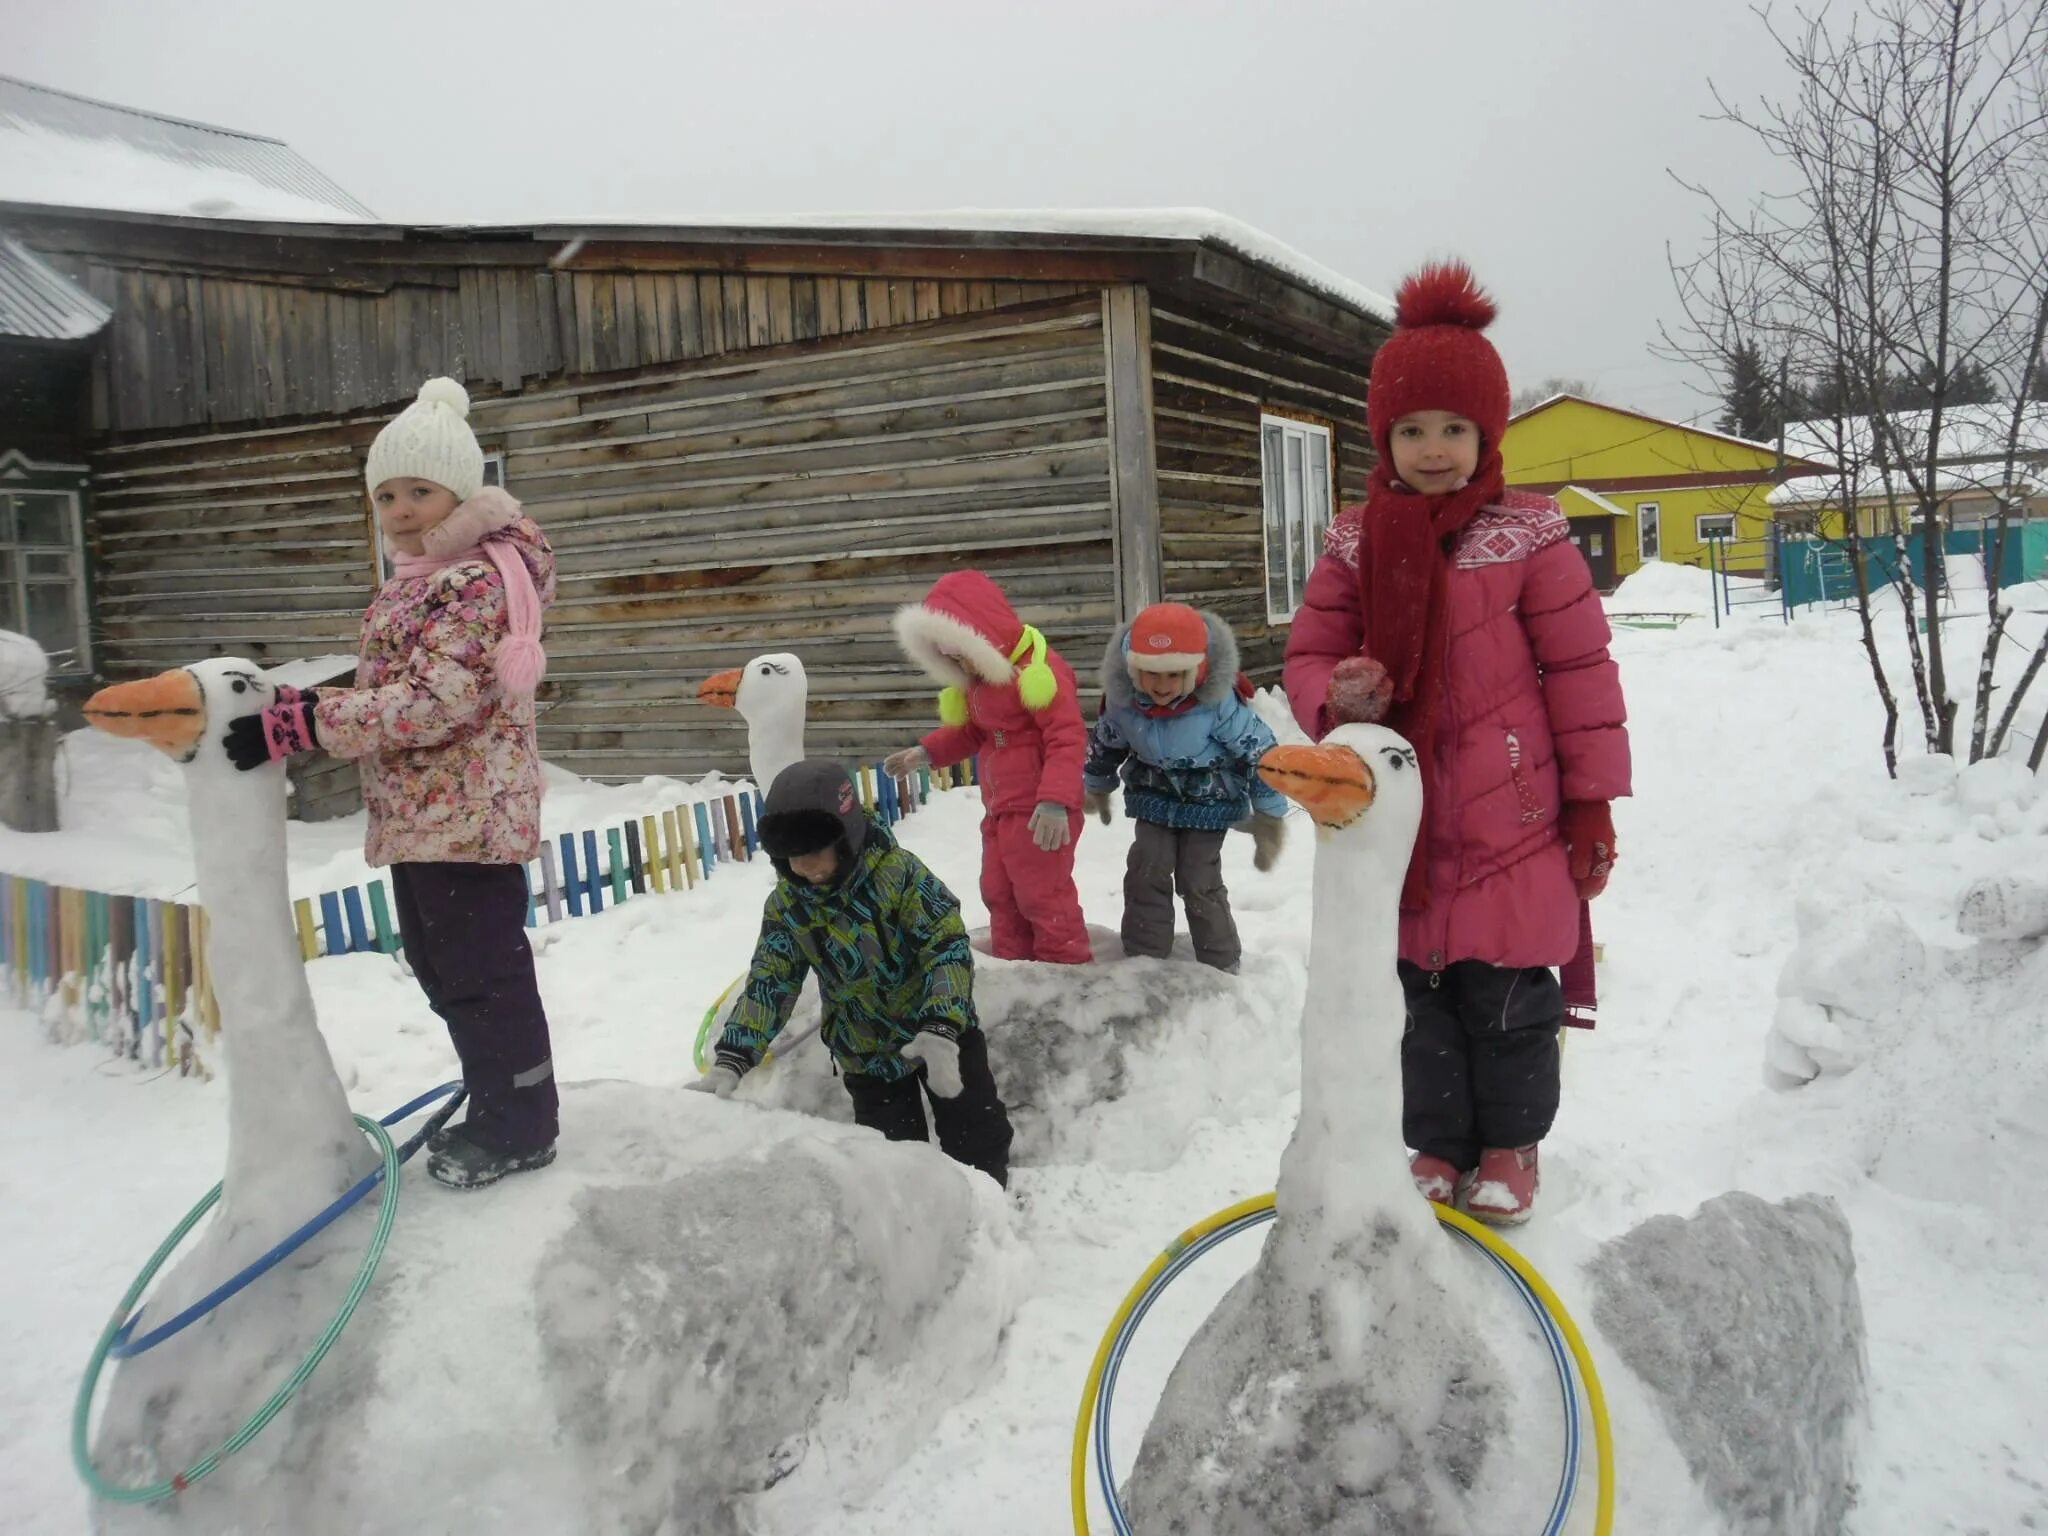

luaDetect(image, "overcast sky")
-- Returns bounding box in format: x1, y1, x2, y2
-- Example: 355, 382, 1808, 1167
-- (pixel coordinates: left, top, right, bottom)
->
5, 0, 1811, 423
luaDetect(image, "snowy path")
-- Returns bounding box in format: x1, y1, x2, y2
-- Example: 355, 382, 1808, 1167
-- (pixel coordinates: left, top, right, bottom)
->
6, 581, 2047, 1532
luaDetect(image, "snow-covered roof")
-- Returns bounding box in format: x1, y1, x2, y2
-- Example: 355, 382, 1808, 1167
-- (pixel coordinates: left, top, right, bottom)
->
0, 74, 374, 223
0, 235, 108, 340
1558, 484, 1633, 519
522, 208, 1394, 323
1768, 464, 2042, 506
1782, 401, 2048, 468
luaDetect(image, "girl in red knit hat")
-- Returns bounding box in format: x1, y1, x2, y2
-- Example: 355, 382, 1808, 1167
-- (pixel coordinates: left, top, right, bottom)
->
1282, 262, 1631, 1225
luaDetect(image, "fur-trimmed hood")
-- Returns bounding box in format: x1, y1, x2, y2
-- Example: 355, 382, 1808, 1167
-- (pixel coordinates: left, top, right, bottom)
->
893, 569, 1027, 691
1100, 608, 1239, 711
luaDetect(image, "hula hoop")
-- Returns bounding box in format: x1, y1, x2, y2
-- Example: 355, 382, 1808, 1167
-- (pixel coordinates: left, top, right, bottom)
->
107, 1082, 463, 1358
1070, 1194, 1615, 1536
73, 1112, 402, 1504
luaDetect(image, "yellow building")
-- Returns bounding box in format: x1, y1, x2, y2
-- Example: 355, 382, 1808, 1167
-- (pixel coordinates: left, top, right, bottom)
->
1502, 395, 1829, 589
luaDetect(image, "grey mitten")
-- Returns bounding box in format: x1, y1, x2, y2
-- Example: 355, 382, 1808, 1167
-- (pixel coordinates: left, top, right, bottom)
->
900, 1032, 963, 1098
1248, 811, 1287, 872
1084, 789, 1115, 825
884, 744, 930, 778
685, 1064, 742, 1098
1028, 801, 1073, 851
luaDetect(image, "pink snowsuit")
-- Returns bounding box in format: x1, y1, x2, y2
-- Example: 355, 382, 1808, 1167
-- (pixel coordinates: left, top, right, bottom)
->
896, 571, 1093, 964
1284, 490, 1630, 971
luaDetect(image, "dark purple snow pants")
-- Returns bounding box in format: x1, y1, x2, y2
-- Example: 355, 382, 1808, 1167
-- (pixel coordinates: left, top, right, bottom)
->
1399, 959, 1563, 1172
390, 861, 559, 1154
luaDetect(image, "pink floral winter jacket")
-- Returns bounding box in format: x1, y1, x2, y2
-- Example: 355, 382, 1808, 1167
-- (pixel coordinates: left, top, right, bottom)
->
314, 488, 555, 867
1283, 489, 1630, 972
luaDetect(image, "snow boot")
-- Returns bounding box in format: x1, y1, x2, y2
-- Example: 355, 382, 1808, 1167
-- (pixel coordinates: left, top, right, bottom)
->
1409, 1152, 1464, 1207
1464, 1145, 1539, 1226
427, 1125, 557, 1190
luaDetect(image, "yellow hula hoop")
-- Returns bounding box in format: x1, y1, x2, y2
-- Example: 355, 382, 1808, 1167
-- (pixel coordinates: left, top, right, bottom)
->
1069, 1193, 1615, 1535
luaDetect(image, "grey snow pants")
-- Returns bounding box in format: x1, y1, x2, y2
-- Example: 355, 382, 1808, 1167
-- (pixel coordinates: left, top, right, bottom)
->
1121, 819, 1239, 971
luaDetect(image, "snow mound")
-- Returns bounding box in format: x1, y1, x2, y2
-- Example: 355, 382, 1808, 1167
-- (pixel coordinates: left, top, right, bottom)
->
1764, 899, 1927, 1087
1606, 562, 1721, 617
1957, 873, 2048, 940
736, 940, 1302, 1171
0, 629, 52, 719
93, 1081, 1019, 1536
1121, 1203, 1565, 1534
1591, 1192, 1865, 1536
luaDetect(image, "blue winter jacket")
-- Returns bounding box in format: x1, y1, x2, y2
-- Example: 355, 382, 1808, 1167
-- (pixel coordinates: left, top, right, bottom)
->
1083, 611, 1289, 832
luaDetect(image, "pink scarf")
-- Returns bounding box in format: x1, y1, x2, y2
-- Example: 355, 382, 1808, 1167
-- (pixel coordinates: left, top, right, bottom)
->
390, 538, 547, 698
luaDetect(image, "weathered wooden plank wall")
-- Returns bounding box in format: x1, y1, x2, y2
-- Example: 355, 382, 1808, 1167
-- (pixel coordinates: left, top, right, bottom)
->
88, 295, 1119, 780
65, 259, 1087, 435
1149, 304, 1374, 682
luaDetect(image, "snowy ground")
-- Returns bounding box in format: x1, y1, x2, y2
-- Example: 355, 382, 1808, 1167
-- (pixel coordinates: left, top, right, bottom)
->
5, 565, 2047, 1533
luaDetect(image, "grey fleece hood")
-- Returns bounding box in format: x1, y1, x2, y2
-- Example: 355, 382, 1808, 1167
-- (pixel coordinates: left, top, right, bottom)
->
1098, 608, 1241, 712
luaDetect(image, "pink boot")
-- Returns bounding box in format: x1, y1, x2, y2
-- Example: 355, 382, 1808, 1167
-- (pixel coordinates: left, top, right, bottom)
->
1465, 1145, 1540, 1226
1409, 1152, 1464, 1207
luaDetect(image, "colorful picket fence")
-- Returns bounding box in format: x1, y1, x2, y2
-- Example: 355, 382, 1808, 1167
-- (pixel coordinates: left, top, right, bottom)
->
1, 759, 972, 1074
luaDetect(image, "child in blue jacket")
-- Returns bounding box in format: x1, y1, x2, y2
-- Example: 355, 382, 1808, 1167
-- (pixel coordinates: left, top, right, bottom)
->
1084, 603, 1287, 972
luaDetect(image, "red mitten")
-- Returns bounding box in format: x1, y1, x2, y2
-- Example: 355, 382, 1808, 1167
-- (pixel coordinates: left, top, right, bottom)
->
1562, 801, 1617, 899
1325, 655, 1394, 726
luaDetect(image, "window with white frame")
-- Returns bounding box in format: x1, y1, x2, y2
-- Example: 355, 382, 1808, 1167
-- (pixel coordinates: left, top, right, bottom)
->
1696, 513, 1737, 542
371, 453, 506, 584
1259, 414, 1334, 622
1, 487, 91, 674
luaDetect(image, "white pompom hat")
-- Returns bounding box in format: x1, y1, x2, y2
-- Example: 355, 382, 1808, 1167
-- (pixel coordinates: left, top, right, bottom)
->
365, 377, 485, 501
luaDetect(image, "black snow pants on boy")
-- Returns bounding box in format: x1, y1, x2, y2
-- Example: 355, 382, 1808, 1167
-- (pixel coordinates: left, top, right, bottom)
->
1122, 820, 1239, 971
841, 1029, 1014, 1188
391, 861, 560, 1155
1399, 959, 1563, 1172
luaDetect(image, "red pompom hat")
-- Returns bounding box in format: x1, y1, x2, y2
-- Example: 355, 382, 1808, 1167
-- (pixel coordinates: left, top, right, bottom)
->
1125, 602, 1211, 683
1365, 261, 1511, 460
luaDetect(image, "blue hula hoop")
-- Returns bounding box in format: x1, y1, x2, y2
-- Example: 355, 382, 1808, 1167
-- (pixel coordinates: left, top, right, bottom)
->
107, 1082, 466, 1360
1092, 1207, 1582, 1536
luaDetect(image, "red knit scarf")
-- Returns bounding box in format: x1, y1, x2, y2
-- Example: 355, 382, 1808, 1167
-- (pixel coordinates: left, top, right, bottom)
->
1356, 448, 1506, 911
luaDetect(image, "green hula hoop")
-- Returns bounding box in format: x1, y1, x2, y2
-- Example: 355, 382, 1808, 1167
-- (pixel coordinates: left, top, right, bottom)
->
693, 974, 747, 1073
72, 1113, 402, 1504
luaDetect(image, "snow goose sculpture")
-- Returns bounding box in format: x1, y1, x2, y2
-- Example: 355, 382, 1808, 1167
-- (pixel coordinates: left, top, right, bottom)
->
697, 651, 808, 795
78, 658, 1019, 1534
1122, 723, 1519, 1533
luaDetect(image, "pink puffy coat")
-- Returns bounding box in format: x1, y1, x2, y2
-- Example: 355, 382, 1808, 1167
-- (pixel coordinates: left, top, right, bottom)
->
315, 488, 556, 868
1283, 490, 1630, 971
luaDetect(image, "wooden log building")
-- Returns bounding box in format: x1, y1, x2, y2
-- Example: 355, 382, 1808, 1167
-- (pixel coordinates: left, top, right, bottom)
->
0, 202, 1390, 809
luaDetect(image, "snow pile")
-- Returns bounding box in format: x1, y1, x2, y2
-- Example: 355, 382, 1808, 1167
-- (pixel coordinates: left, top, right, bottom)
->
739, 939, 1303, 1171
1606, 561, 1724, 616
96, 1084, 1019, 1536
1591, 1192, 1865, 1535
0, 630, 52, 719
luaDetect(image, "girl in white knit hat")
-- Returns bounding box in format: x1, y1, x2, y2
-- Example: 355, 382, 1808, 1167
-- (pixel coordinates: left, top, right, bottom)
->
223, 377, 563, 1190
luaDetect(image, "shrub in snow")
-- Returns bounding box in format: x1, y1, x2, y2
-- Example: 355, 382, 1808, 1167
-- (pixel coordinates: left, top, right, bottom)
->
94, 1084, 1019, 1536
737, 940, 1301, 1172
1590, 1192, 1865, 1536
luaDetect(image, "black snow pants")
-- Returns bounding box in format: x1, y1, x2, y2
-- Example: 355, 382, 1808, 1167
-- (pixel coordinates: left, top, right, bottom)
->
841, 1029, 1014, 1189
391, 861, 560, 1155
1399, 959, 1563, 1172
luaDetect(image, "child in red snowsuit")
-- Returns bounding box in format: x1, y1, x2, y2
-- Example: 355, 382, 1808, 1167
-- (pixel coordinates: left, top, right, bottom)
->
1282, 263, 1631, 1226
886, 571, 1093, 964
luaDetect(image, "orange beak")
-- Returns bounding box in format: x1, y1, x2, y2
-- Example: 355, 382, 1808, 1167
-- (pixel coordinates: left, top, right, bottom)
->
697, 669, 742, 710
84, 670, 207, 760
1258, 743, 1376, 829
